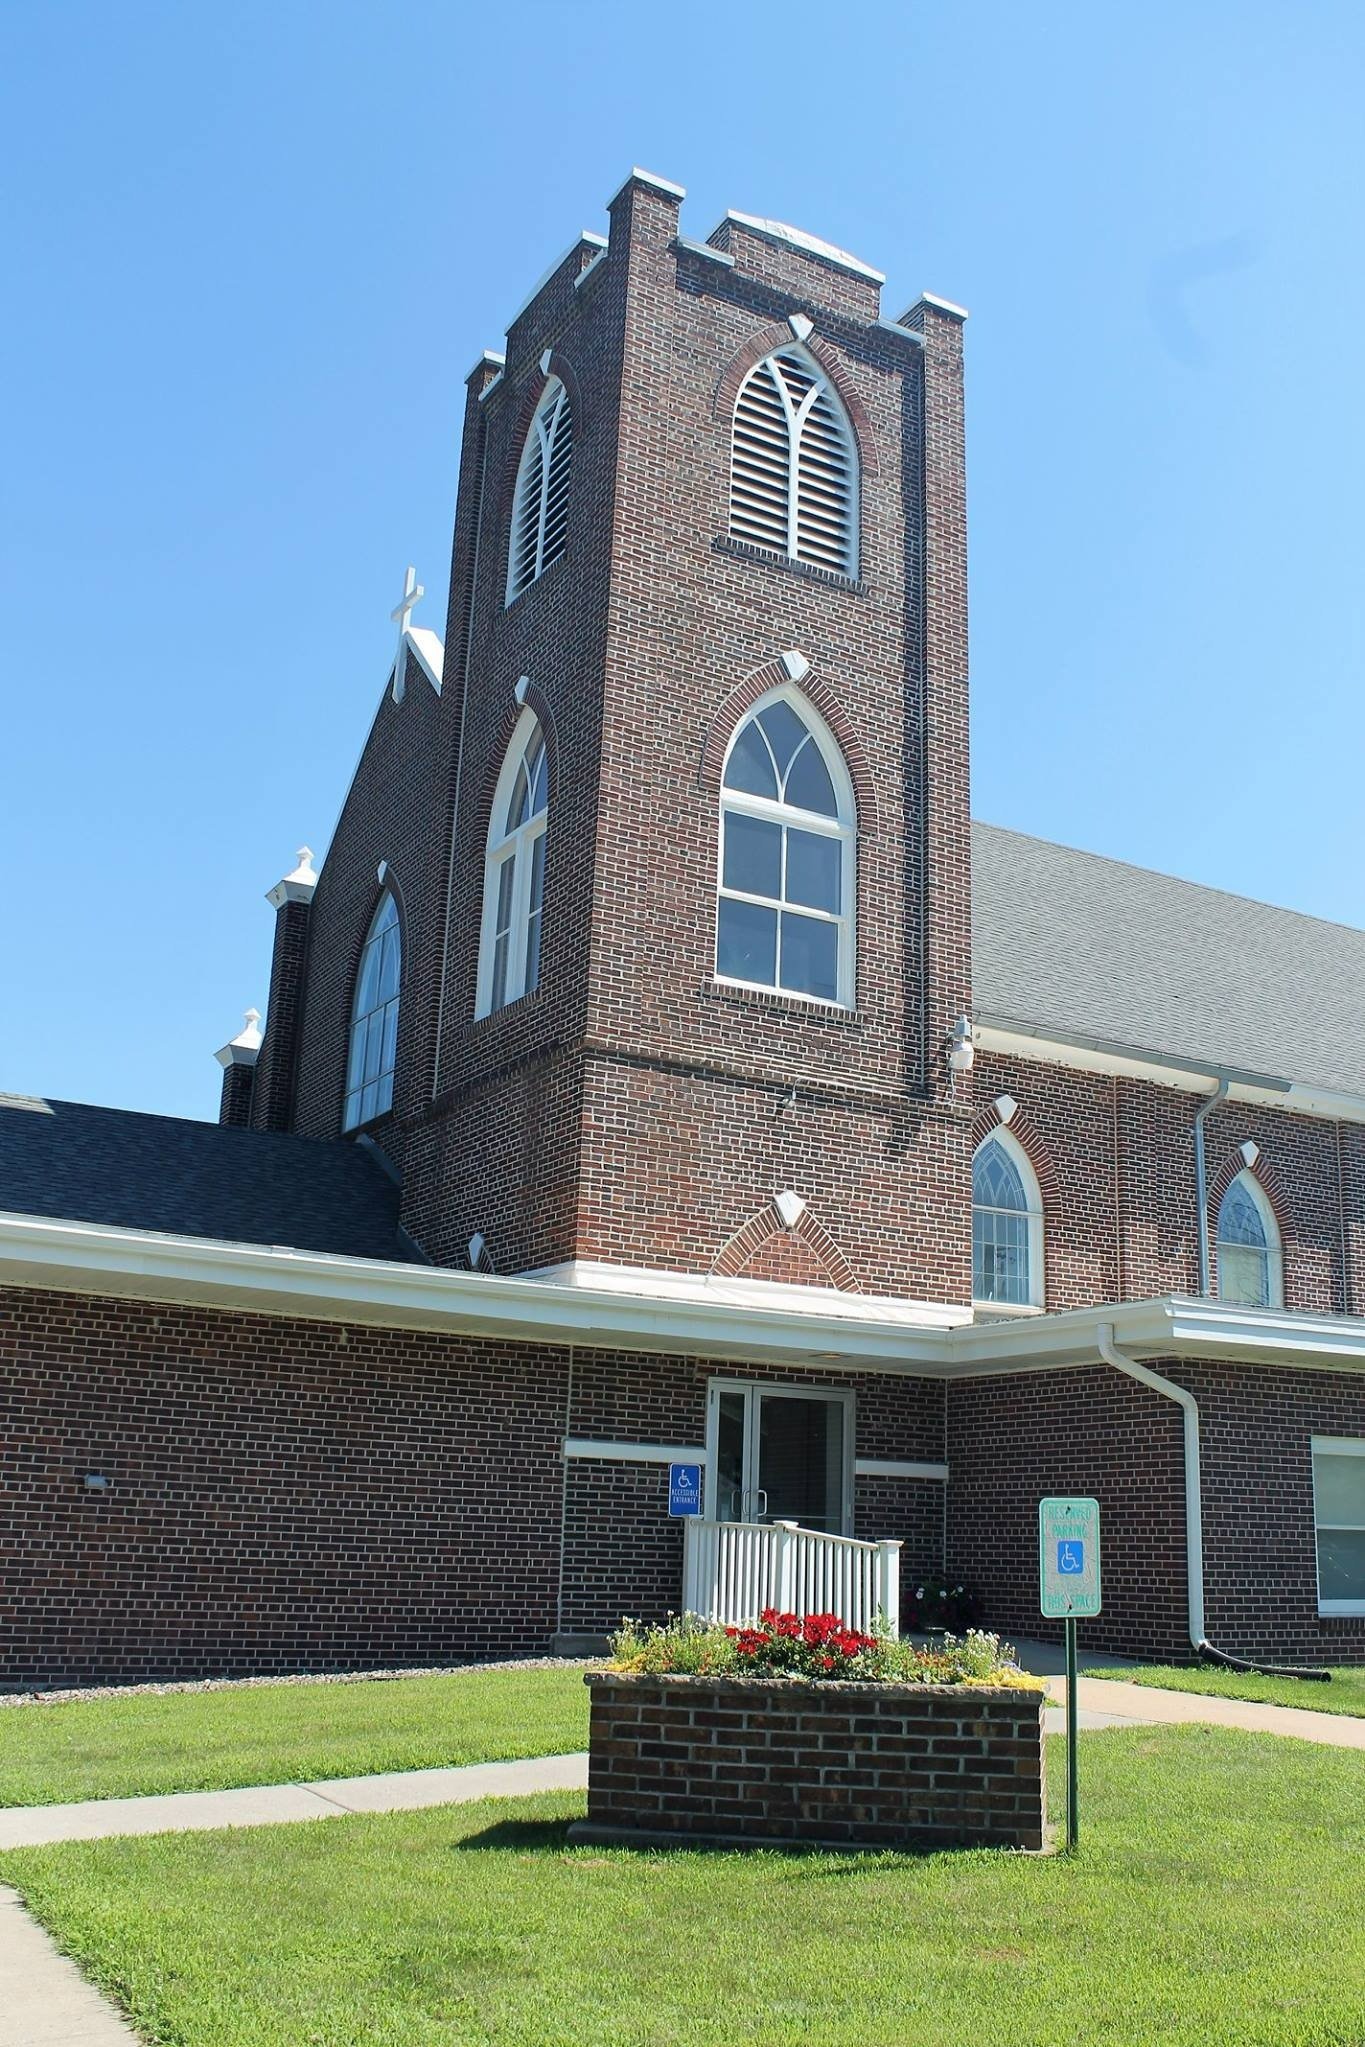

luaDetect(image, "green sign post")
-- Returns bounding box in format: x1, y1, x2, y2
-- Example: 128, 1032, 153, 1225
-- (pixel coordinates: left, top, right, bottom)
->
1038, 1496, 1102, 1852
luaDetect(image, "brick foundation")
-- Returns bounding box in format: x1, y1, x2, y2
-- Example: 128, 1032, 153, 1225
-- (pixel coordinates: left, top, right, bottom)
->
575, 1671, 1046, 1851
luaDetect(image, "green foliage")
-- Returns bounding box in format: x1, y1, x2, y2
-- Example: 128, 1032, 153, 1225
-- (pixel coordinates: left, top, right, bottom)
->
4, 1728, 1363, 2045
1083, 1661, 1365, 1718
609, 1613, 1040, 1689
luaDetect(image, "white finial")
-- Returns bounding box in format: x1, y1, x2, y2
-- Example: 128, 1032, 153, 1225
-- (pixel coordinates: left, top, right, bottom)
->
267, 846, 318, 908
390, 566, 424, 700
780, 649, 810, 682
215, 1005, 263, 1068
468, 1231, 486, 1269
774, 1190, 807, 1230
788, 312, 814, 342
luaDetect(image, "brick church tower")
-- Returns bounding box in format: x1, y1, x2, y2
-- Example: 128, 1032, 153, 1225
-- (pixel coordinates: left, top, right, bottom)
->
243, 170, 974, 1308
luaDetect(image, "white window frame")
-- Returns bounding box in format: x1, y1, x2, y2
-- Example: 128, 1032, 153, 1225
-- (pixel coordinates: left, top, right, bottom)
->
475, 709, 548, 1019
728, 345, 860, 578
714, 684, 856, 1010
1215, 1170, 1283, 1309
972, 1126, 1045, 1311
1312, 1435, 1365, 1617
505, 377, 572, 604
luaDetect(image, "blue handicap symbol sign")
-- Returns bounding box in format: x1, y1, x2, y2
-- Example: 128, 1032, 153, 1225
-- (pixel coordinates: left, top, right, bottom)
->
669, 1463, 704, 1517
1057, 1539, 1085, 1575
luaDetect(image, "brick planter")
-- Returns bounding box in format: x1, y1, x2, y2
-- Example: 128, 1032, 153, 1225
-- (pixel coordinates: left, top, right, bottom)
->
571, 1671, 1047, 1853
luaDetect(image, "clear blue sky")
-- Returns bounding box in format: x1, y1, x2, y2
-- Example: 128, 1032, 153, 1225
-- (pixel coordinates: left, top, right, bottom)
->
4, 2, 1363, 1121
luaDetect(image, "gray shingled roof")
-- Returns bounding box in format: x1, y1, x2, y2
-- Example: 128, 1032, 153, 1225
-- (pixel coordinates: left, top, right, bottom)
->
972, 823, 1365, 1099
0, 1097, 420, 1262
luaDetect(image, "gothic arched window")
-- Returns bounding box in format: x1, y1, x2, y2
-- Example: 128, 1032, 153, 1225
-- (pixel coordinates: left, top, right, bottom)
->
1216, 1171, 1282, 1308
343, 891, 401, 1131
972, 1131, 1044, 1307
506, 378, 574, 602
729, 347, 858, 577
477, 711, 549, 1016
717, 689, 855, 1006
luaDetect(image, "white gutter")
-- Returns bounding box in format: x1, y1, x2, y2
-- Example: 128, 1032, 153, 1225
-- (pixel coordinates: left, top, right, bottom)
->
3, 1212, 1365, 1380
1096, 1321, 1206, 1650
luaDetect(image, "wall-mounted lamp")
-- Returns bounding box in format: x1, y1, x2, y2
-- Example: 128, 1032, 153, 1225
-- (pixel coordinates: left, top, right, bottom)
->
947, 1014, 975, 1093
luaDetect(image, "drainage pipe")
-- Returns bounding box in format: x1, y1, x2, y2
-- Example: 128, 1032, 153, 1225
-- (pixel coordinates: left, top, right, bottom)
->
1193, 1078, 1228, 1296
1096, 1322, 1206, 1650
1096, 1323, 1330, 1678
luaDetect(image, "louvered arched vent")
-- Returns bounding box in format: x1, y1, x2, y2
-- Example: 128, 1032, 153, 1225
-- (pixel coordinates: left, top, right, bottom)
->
506, 379, 574, 602
729, 348, 857, 577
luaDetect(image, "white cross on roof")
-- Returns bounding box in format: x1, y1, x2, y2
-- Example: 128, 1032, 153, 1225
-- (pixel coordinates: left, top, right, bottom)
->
390, 565, 424, 698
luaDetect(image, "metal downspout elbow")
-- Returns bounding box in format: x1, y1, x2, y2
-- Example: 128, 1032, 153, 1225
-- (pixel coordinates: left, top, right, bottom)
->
1096, 1322, 1207, 1651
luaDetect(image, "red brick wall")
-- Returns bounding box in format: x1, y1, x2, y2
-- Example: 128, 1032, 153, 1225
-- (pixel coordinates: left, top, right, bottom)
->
947, 1358, 1365, 1664
580, 1672, 1047, 1851
0, 1287, 568, 1687
973, 1050, 1361, 1317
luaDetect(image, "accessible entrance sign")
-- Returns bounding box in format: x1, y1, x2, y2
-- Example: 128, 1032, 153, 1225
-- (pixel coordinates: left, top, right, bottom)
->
1039, 1497, 1102, 1618
668, 1463, 704, 1517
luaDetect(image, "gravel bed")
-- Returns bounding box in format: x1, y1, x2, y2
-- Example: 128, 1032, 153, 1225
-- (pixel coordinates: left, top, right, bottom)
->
0, 1658, 595, 1709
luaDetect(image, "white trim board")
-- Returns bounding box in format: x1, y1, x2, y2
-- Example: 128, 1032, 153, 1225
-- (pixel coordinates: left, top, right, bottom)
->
854, 1458, 949, 1481
4, 1213, 1365, 1378
563, 1439, 705, 1465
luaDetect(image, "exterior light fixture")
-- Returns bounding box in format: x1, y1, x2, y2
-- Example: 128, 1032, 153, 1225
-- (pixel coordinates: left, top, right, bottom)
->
948, 1014, 975, 1089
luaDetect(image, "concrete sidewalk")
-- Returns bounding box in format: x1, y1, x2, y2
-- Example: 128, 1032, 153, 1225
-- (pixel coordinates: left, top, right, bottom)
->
0, 1753, 589, 1853
0, 1885, 138, 2046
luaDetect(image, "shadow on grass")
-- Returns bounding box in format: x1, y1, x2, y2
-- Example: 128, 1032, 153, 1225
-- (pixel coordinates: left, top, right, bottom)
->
454, 1818, 575, 1852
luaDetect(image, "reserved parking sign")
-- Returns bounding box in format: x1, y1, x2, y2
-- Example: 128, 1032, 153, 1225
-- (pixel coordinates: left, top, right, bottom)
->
1039, 1497, 1102, 1617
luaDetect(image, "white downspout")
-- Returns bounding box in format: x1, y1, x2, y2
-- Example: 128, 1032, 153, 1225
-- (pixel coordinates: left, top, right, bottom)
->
1193, 1078, 1228, 1295
1096, 1322, 1206, 1650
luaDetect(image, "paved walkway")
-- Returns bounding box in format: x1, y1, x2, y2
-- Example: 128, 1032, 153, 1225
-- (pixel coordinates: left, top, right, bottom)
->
0, 1884, 138, 2046
0, 1753, 588, 1853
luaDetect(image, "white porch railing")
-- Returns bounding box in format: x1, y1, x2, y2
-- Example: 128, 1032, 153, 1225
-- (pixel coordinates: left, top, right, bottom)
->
682, 1519, 901, 1637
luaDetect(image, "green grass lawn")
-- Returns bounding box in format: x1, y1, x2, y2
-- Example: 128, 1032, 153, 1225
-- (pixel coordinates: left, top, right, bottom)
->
0, 1667, 590, 1808
1082, 1662, 1365, 1717
3, 1727, 1363, 2046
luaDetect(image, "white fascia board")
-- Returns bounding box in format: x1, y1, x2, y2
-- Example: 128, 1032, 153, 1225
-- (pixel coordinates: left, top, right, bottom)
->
0, 1215, 950, 1372
521, 1258, 968, 1329
5, 1214, 1365, 1379
973, 1020, 1365, 1127
722, 211, 885, 284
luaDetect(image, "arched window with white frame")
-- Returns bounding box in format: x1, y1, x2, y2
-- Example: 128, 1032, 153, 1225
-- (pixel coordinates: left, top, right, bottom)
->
972, 1130, 1044, 1308
716, 688, 855, 1007
343, 890, 401, 1131
729, 346, 858, 577
506, 378, 573, 603
1216, 1171, 1282, 1308
477, 711, 549, 1017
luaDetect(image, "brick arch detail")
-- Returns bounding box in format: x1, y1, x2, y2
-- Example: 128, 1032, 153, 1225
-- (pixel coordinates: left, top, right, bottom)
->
468, 683, 560, 858
697, 659, 877, 826
711, 1199, 862, 1293
342, 868, 410, 1017
1206, 1148, 1290, 1243
969, 1101, 1060, 1210
713, 325, 879, 482
490, 348, 587, 541
970, 1101, 1060, 1311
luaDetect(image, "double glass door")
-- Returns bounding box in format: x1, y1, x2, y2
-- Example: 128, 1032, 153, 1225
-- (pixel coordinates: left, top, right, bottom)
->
708, 1380, 852, 1536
